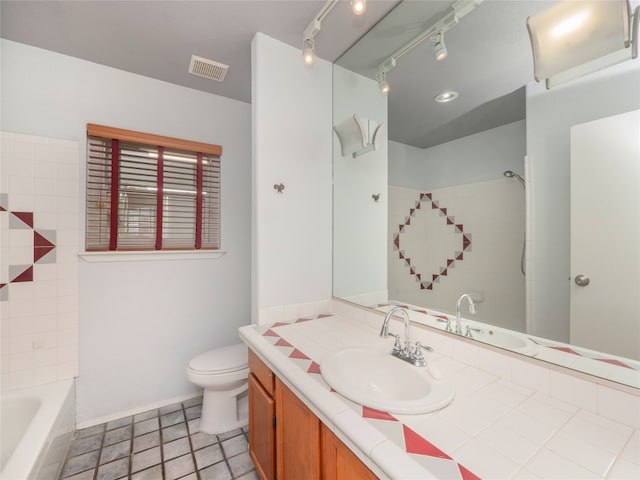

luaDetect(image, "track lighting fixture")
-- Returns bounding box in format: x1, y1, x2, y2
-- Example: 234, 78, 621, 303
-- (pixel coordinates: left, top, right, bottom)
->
376, 72, 390, 94
351, 0, 366, 16
433, 32, 448, 61
374, 0, 483, 91
302, 37, 315, 65
302, 0, 368, 65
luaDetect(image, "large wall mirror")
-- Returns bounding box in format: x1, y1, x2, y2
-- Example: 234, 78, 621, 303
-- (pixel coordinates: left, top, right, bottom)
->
332, 0, 640, 389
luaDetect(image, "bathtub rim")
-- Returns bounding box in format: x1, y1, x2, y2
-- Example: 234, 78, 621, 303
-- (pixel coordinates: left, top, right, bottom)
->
1, 378, 75, 480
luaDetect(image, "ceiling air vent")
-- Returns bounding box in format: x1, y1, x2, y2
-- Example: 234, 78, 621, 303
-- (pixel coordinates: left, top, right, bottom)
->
188, 55, 229, 82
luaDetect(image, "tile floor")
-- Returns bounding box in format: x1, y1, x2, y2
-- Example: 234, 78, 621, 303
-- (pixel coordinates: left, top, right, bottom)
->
59, 395, 258, 480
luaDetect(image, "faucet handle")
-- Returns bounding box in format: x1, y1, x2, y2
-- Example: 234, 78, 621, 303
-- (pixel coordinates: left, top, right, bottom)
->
415, 341, 433, 353
388, 332, 402, 352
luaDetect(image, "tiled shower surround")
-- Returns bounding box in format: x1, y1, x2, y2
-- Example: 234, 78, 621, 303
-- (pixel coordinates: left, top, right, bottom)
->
0, 131, 80, 390
59, 395, 257, 480
388, 181, 526, 332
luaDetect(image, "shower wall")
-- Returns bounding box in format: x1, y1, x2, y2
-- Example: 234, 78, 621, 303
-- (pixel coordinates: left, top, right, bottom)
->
388, 120, 526, 331
388, 181, 525, 330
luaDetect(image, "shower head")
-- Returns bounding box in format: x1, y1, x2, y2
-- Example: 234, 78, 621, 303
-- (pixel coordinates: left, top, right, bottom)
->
503, 170, 525, 188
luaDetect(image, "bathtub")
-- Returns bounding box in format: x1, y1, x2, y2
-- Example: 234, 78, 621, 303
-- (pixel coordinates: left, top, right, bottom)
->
1, 379, 75, 480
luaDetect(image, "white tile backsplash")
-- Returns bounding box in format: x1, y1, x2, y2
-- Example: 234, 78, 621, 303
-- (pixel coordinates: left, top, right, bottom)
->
1, 131, 79, 391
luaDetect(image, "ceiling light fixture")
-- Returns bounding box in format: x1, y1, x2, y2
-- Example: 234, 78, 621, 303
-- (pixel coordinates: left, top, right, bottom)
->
302, 0, 365, 65
351, 0, 366, 16
434, 90, 459, 103
527, 0, 639, 88
375, 0, 483, 90
302, 37, 315, 65
433, 32, 448, 61
376, 71, 390, 94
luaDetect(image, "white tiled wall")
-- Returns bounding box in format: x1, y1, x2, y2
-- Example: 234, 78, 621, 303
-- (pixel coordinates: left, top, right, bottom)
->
1, 131, 79, 391
388, 180, 526, 332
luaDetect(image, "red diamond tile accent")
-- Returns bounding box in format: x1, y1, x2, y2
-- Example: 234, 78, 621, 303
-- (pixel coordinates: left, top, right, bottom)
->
12, 265, 33, 283
34, 246, 55, 263
11, 211, 34, 228
459, 464, 482, 480
34, 231, 55, 248
403, 425, 451, 459
275, 338, 293, 347
595, 358, 633, 369
307, 361, 321, 374
263, 329, 279, 337
289, 348, 309, 360
317, 314, 333, 319
362, 407, 398, 422
550, 346, 580, 355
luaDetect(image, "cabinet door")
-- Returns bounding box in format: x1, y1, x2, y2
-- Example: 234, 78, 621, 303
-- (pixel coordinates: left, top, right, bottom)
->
321, 425, 378, 480
249, 373, 275, 480
275, 378, 321, 480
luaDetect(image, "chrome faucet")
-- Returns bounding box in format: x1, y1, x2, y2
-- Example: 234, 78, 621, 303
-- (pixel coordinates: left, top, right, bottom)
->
455, 293, 477, 335
380, 306, 432, 367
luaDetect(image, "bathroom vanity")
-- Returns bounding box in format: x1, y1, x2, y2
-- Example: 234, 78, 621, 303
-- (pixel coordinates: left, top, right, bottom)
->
240, 306, 639, 480
247, 349, 377, 480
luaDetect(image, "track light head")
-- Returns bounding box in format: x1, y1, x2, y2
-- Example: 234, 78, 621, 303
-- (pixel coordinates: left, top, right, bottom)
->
433, 32, 448, 61
303, 37, 315, 65
351, 0, 366, 15
376, 71, 390, 94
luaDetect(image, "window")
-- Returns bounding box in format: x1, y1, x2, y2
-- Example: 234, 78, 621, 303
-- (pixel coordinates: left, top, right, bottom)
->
86, 124, 221, 252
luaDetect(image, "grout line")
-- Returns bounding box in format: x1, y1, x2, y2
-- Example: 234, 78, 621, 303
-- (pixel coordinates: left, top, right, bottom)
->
127, 415, 135, 479
184, 401, 202, 480
92, 424, 106, 480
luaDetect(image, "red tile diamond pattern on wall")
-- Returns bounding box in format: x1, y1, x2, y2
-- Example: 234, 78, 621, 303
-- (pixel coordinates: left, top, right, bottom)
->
393, 192, 472, 293
2, 207, 57, 301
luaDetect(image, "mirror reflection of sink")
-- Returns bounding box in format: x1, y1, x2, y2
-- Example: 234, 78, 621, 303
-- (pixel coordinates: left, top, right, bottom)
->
470, 328, 538, 356
320, 346, 455, 414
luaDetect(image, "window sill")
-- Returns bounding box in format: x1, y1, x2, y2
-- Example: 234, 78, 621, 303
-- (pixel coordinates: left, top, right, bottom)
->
78, 250, 227, 263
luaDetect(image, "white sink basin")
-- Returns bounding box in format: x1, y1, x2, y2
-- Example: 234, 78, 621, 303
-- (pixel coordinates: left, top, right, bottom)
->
472, 329, 538, 356
320, 346, 455, 414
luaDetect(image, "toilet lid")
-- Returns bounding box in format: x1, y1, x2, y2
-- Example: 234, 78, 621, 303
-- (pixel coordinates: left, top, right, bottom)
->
189, 343, 248, 374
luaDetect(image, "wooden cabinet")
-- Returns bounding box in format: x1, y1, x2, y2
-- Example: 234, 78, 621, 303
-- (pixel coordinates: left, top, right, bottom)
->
248, 351, 275, 480
248, 348, 377, 480
321, 425, 378, 480
275, 378, 321, 480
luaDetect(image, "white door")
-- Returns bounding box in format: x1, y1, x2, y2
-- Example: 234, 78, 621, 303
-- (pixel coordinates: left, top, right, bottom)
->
570, 109, 640, 360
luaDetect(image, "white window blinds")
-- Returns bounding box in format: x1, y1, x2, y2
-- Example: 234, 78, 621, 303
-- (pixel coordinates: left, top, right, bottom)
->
86, 125, 221, 251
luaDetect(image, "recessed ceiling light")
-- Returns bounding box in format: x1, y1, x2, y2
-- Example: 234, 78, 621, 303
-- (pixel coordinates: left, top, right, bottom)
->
434, 90, 459, 103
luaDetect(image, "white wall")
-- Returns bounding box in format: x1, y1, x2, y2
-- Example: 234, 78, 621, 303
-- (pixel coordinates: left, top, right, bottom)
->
387, 121, 526, 330
1, 40, 252, 424
389, 120, 526, 190
526, 59, 640, 342
251, 33, 333, 324
332, 65, 388, 304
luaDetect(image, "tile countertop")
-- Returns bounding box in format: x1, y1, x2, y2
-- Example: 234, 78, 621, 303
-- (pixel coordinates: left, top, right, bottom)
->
239, 313, 640, 480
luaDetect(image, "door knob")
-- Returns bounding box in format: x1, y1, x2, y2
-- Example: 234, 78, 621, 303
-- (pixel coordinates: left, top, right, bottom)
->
574, 275, 590, 286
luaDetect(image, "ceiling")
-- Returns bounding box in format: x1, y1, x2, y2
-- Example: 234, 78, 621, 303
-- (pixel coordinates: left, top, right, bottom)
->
0, 0, 399, 104
1, 1, 560, 149
336, 0, 556, 148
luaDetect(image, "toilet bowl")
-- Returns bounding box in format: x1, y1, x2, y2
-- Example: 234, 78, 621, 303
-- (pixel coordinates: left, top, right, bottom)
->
187, 343, 249, 434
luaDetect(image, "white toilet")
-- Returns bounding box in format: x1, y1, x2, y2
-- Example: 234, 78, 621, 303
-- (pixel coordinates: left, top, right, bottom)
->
187, 343, 249, 434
